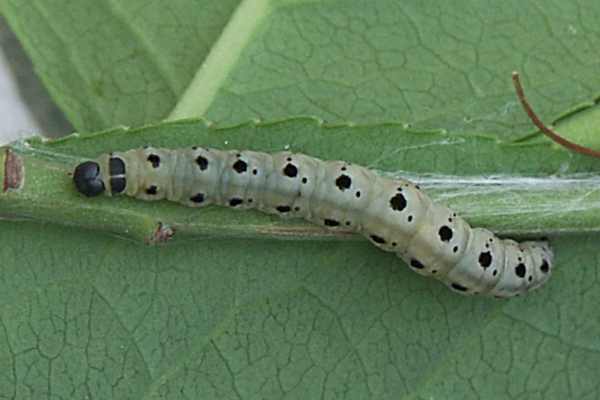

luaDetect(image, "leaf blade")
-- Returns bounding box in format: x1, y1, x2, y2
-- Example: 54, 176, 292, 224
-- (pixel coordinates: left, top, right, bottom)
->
3, 0, 241, 131
4, 119, 600, 242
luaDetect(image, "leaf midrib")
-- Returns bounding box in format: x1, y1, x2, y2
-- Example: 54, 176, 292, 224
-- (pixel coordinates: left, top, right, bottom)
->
168, 0, 272, 121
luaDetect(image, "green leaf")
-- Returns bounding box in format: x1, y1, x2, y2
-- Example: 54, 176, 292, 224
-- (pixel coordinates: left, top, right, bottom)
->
171, 0, 600, 139
4, 119, 600, 242
3, 0, 241, 132
2, 117, 600, 398
7, 0, 600, 139
1, 221, 598, 399
4, 0, 600, 398
540, 102, 600, 152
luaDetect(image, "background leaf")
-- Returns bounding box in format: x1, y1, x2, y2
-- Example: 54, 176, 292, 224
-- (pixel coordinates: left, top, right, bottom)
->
6, 0, 600, 138
2, 221, 598, 398
2, 0, 600, 399
172, 0, 600, 138
3, 0, 241, 132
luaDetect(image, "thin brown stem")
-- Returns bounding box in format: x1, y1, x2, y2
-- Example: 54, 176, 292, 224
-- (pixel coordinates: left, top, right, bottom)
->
512, 71, 600, 158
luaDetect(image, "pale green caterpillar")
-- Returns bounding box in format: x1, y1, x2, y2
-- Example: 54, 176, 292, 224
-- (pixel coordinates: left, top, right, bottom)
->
73, 146, 553, 298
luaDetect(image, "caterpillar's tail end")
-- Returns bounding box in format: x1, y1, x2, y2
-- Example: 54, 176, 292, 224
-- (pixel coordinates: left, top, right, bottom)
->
73, 161, 105, 197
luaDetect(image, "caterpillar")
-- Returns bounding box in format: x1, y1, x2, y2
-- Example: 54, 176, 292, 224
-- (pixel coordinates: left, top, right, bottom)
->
73, 146, 553, 298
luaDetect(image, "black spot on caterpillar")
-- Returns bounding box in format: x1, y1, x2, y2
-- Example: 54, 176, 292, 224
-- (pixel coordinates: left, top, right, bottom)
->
324, 219, 341, 227
73, 147, 553, 298
389, 193, 407, 211
232, 159, 247, 174
335, 174, 352, 191
190, 193, 205, 203
147, 154, 160, 168
276, 205, 292, 213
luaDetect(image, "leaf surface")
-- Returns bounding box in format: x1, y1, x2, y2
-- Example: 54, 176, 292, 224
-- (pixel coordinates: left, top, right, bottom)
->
2, 116, 600, 398
3, 0, 600, 398
172, 0, 600, 139
3, 0, 241, 131
4, 118, 600, 241
7, 0, 600, 139
1, 221, 598, 399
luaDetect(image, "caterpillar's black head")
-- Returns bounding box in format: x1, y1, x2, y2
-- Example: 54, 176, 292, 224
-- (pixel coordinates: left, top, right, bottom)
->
73, 161, 105, 197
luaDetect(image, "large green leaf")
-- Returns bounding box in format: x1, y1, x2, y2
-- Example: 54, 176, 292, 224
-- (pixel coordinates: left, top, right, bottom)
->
3, 0, 241, 132
1, 213, 598, 398
4, 119, 600, 242
3, 0, 600, 399
172, 0, 600, 139
2, 116, 600, 398
6, 0, 600, 139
